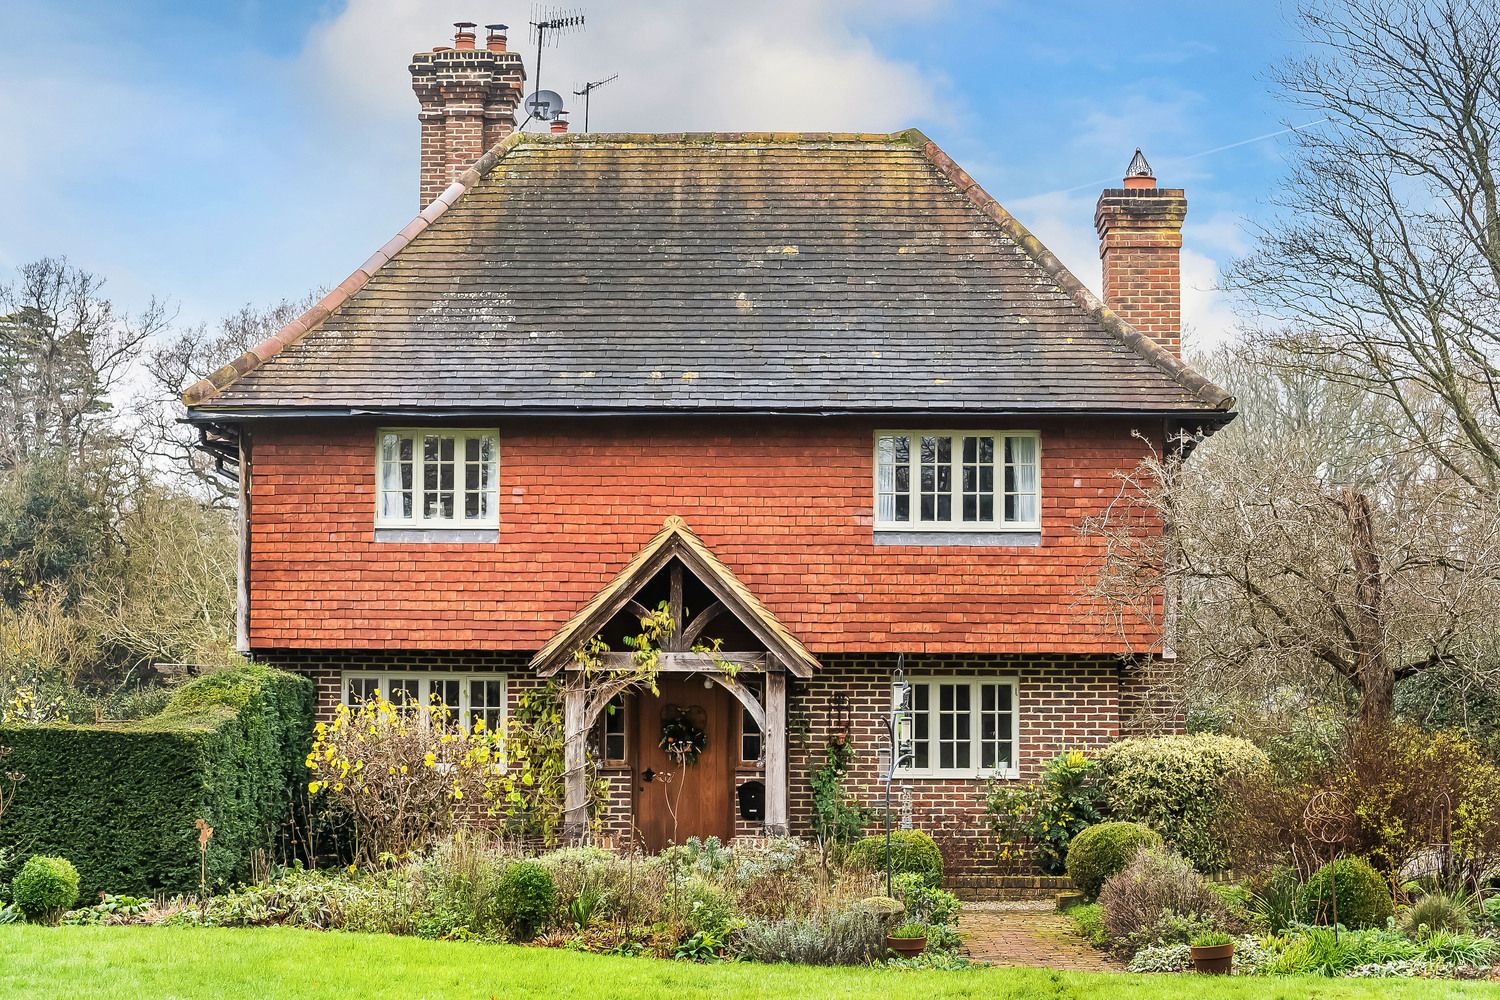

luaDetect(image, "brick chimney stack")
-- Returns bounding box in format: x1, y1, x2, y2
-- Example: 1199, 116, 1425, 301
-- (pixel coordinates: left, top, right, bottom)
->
1094, 150, 1187, 357
409, 22, 526, 208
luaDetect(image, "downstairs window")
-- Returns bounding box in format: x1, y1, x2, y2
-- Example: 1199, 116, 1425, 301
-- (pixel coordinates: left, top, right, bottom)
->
895, 677, 1019, 778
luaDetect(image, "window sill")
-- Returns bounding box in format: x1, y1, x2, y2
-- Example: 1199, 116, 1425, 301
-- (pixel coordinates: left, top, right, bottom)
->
873, 530, 1040, 547
374, 527, 499, 544
897, 769, 1021, 781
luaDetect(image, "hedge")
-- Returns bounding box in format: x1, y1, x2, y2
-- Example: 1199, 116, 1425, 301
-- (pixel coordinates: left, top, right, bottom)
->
0, 664, 312, 900
1094, 734, 1269, 873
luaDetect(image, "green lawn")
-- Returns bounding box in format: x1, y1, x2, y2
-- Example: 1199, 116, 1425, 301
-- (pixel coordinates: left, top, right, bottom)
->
1, 925, 1494, 999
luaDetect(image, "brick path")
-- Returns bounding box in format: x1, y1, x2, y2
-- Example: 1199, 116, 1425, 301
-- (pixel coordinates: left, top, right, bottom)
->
959, 902, 1122, 971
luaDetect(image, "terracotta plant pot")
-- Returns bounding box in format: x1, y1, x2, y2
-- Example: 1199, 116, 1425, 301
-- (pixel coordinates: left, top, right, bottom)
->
1190, 942, 1234, 975
886, 934, 927, 957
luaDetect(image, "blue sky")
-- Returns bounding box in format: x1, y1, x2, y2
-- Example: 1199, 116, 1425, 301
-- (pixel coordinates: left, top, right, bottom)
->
0, 0, 1301, 344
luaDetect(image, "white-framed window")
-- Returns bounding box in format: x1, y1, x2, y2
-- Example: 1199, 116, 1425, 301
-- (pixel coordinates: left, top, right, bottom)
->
342, 671, 507, 732
874, 431, 1040, 530
376, 428, 499, 528
896, 676, 1019, 778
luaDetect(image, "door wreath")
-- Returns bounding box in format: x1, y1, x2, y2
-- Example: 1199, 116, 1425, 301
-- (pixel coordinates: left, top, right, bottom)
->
659, 711, 707, 765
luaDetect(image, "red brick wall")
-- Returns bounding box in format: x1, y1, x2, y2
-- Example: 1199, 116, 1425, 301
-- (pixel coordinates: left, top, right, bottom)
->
246, 416, 1163, 654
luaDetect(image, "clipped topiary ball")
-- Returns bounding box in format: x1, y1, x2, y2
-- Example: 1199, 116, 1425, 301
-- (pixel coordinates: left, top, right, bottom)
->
12, 855, 80, 925
846, 830, 944, 888
493, 860, 557, 941
1296, 857, 1392, 930
1066, 821, 1163, 900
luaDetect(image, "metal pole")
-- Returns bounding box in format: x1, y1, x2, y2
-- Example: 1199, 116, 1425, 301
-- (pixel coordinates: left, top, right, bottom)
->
885, 714, 894, 897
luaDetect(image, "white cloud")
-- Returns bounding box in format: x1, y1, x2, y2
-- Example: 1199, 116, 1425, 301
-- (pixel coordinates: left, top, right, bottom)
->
297, 0, 947, 132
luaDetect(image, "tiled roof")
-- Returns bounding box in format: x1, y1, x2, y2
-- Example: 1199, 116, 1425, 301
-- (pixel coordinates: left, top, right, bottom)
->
184, 130, 1233, 416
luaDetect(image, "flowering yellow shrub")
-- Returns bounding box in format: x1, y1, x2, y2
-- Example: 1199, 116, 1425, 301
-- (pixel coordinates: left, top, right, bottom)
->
306, 692, 503, 865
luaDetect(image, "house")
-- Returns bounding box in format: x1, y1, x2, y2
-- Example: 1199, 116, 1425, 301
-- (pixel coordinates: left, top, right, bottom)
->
183, 24, 1234, 869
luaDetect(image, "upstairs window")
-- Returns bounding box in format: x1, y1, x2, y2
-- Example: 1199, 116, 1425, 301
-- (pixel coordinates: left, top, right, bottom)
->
875, 431, 1039, 530
377, 429, 498, 528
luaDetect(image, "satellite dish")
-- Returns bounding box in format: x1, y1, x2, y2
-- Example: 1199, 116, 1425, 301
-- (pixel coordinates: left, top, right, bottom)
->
525, 90, 565, 121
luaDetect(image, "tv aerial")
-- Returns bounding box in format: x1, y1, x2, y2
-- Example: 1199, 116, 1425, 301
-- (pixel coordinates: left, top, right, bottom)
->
523, 6, 585, 128
573, 74, 618, 132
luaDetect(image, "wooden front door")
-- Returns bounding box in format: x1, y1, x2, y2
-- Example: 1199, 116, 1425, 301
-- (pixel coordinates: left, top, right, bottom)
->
634, 676, 735, 851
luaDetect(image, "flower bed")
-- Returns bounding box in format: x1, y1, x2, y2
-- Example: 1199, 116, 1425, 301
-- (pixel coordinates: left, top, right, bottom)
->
21, 835, 970, 968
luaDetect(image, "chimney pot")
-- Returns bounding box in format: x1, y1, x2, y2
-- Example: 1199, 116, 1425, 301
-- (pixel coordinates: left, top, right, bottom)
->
453, 21, 477, 49
485, 24, 508, 52
550, 114, 570, 134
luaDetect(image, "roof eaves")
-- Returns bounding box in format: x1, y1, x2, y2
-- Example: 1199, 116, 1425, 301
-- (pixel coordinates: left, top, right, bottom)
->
912, 133, 1235, 412
181, 130, 535, 407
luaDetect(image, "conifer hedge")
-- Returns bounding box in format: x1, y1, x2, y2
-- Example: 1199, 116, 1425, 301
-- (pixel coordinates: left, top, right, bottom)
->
0, 664, 312, 900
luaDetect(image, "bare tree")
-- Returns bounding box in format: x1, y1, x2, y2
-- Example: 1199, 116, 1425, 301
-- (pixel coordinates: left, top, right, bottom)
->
0, 257, 167, 469
1092, 343, 1500, 730
1231, 0, 1500, 493
133, 295, 315, 503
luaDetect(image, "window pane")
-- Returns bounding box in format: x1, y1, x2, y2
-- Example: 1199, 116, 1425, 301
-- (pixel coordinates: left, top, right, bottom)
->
962, 435, 997, 523
938, 683, 971, 770
389, 678, 420, 710
979, 682, 1015, 772
379, 433, 414, 520
468, 679, 504, 731
604, 694, 628, 761
1005, 435, 1039, 524
910, 684, 929, 769
919, 436, 951, 523
347, 676, 379, 705
741, 707, 762, 763
430, 679, 460, 715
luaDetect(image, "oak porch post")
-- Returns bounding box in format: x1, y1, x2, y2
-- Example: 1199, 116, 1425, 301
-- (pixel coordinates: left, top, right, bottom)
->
563, 674, 588, 840
765, 668, 789, 835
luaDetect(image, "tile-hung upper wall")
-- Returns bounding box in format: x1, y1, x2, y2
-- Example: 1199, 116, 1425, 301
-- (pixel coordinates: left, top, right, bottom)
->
245, 414, 1164, 655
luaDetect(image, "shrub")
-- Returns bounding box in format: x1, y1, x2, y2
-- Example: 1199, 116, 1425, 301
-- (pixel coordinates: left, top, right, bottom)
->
1297, 857, 1391, 930
1065, 821, 1163, 900
846, 830, 942, 888
1125, 942, 1191, 972
735, 907, 886, 965
1267, 927, 1418, 976
1094, 734, 1268, 872
12, 855, 79, 924
983, 750, 1101, 874
1247, 864, 1301, 933
493, 860, 556, 940
1069, 901, 1107, 947
681, 876, 735, 937
1098, 847, 1229, 955
891, 871, 959, 926
0, 664, 312, 898
1401, 892, 1473, 938
534, 846, 629, 924
810, 740, 866, 848
306, 690, 503, 865
411, 837, 512, 939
